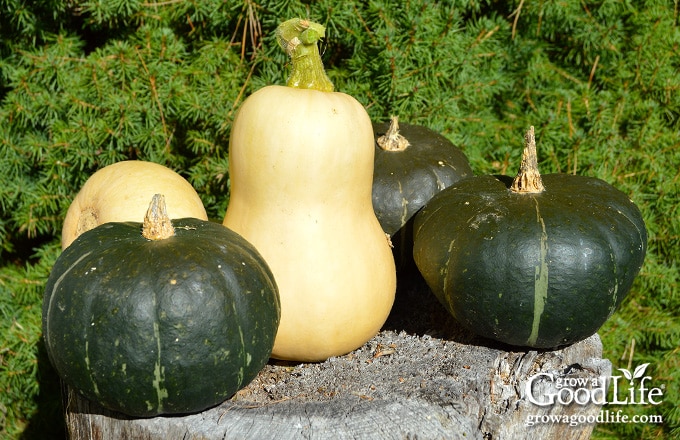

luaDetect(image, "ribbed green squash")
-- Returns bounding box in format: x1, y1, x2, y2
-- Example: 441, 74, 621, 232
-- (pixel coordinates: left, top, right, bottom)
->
372, 117, 473, 277
413, 127, 647, 348
372, 116, 473, 236
42, 195, 280, 417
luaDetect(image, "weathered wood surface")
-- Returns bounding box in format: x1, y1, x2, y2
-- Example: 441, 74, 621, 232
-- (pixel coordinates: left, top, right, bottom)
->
63, 283, 612, 439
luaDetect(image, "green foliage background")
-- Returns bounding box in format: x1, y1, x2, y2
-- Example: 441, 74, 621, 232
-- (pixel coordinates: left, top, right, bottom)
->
0, 1, 677, 439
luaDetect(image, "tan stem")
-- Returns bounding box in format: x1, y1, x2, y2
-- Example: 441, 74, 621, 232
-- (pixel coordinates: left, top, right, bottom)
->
142, 194, 175, 240
511, 126, 545, 194
377, 116, 410, 152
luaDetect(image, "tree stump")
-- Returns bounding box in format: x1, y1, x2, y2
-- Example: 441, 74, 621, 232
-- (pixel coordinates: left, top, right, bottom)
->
63, 282, 612, 439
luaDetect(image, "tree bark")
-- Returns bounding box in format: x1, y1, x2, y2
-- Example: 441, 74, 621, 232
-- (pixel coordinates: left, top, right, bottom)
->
62, 280, 611, 439
63, 331, 610, 440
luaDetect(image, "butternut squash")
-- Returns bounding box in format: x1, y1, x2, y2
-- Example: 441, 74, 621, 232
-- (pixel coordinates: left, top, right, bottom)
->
62, 160, 207, 249
223, 19, 396, 362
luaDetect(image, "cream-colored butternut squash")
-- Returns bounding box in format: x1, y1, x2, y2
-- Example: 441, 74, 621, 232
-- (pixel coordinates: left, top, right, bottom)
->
223, 19, 396, 362
62, 160, 207, 249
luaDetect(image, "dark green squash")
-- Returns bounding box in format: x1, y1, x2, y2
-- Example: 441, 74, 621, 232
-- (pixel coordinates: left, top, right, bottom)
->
372, 116, 473, 236
42, 195, 280, 417
372, 117, 473, 278
413, 127, 647, 348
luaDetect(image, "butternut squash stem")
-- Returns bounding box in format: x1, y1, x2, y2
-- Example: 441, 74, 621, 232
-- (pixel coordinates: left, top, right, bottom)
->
142, 194, 175, 240
377, 116, 411, 152
511, 126, 545, 194
276, 18, 334, 92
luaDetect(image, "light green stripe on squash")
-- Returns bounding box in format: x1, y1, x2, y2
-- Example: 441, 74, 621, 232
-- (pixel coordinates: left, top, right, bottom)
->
527, 199, 549, 347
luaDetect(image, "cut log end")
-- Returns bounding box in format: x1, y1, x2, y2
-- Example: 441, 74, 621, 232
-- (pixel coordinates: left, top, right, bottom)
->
64, 320, 609, 439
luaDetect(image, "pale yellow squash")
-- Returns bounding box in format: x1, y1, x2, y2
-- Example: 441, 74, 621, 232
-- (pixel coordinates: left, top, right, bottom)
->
223, 19, 396, 362
62, 160, 207, 249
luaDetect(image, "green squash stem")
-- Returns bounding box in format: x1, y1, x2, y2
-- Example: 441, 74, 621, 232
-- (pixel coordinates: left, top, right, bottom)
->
377, 116, 411, 152
511, 126, 545, 194
142, 194, 175, 240
276, 18, 334, 92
